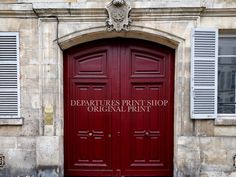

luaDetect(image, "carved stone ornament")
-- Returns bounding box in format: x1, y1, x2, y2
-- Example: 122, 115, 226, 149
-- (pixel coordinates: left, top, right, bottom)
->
105, 0, 132, 32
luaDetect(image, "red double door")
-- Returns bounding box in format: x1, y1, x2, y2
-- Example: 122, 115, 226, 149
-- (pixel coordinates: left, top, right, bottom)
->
64, 38, 174, 177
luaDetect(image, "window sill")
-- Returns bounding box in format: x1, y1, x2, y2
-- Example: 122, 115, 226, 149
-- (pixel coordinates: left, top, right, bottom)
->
215, 117, 236, 126
0, 118, 24, 125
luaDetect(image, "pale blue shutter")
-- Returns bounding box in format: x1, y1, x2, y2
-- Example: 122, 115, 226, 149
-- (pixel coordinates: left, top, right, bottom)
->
191, 29, 218, 119
0, 32, 20, 117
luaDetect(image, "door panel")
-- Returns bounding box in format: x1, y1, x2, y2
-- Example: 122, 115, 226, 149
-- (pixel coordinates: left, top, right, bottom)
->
131, 51, 165, 77
74, 84, 112, 168
64, 38, 174, 177
121, 43, 174, 176
64, 43, 117, 176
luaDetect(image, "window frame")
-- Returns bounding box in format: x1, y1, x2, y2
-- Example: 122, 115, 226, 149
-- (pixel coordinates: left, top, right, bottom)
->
217, 34, 236, 117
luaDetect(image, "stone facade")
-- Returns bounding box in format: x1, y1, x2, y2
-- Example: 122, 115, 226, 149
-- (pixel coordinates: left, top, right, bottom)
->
0, 0, 236, 177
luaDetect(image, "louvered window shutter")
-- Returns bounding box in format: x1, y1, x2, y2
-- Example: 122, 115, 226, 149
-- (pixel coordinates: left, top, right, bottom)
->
0, 32, 20, 118
191, 29, 218, 119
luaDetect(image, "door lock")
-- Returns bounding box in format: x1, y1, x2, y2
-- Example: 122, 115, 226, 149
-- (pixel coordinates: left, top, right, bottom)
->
108, 133, 112, 138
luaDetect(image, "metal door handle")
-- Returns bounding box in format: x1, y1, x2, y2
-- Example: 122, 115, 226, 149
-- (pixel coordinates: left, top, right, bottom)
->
108, 133, 112, 138
145, 131, 149, 136
88, 132, 93, 137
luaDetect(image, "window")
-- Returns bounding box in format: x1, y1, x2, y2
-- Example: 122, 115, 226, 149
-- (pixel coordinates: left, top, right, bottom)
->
218, 36, 236, 114
0, 32, 20, 118
191, 29, 236, 120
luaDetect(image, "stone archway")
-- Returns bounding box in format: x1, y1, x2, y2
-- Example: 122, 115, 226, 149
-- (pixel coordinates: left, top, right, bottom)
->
57, 26, 185, 177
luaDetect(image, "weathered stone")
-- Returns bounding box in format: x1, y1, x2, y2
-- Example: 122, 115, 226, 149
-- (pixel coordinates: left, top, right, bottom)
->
36, 136, 59, 166
16, 137, 36, 150
229, 172, 236, 177
200, 172, 228, 177
195, 120, 214, 136
21, 92, 41, 110
37, 166, 59, 177
44, 125, 54, 136
0, 137, 16, 149
43, 64, 58, 79
0, 149, 36, 177
0, 119, 39, 136
214, 126, 236, 136
176, 136, 201, 176
21, 65, 39, 79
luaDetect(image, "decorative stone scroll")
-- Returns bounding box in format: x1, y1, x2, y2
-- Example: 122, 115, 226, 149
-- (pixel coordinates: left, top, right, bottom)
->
105, 0, 132, 32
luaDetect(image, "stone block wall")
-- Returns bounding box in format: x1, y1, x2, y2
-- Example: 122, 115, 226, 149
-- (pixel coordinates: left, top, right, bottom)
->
176, 137, 236, 177
0, 1, 236, 177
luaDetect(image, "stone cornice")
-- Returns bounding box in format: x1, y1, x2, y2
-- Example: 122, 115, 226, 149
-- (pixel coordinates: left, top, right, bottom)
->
131, 8, 204, 21
201, 8, 236, 17
33, 7, 205, 22
0, 3, 235, 19
0, 3, 36, 18
33, 6, 205, 18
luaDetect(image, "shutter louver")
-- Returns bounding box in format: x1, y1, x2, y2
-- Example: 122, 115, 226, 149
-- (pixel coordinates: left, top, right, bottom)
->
191, 29, 218, 119
0, 33, 20, 117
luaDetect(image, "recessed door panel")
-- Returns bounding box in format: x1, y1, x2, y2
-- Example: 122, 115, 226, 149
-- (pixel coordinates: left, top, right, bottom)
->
74, 84, 112, 169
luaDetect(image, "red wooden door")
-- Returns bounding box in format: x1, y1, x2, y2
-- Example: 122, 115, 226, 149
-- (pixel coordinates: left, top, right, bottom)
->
64, 38, 174, 177
120, 41, 174, 176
